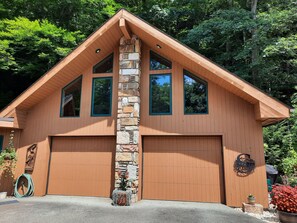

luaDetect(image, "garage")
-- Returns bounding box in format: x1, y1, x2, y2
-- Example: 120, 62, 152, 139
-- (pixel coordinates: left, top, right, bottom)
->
143, 136, 224, 203
47, 136, 115, 197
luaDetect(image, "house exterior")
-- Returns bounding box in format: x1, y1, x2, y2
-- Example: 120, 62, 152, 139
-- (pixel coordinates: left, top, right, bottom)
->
0, 9, 289, 207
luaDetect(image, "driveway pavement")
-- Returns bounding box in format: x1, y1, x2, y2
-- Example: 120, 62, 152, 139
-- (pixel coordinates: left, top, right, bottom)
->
0, 196, 264, 223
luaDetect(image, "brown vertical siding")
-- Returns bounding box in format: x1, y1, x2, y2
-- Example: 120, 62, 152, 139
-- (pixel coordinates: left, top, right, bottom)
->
48, 136, 115, 197
140, 44, 268, 207
3, 40, 268, 208
14, 48, 119, 196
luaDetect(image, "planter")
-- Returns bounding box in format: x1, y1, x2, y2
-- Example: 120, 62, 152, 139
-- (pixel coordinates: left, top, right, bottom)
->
112, 189, 132, 206
278, 210, 297, 223
0, 192, 7, 199
248, 197, 256, 205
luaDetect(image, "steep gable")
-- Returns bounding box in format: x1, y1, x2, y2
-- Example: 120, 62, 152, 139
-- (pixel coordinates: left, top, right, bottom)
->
0, 9, 289, 126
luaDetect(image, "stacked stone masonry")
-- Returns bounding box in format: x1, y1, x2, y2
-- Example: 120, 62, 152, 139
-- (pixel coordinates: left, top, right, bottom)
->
115, 35, 141, 203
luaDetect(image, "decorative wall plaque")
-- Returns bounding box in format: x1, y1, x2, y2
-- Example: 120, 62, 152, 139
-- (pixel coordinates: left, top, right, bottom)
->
234, 153, 255, 176
25, 144, 37, 173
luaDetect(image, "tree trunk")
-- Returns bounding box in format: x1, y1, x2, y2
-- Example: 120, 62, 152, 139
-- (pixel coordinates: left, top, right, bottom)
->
251, 0, 259, 85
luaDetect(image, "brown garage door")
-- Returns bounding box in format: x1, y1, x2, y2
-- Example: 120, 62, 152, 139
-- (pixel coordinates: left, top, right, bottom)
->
47, 136, 115, 197
143, 136, 224, 203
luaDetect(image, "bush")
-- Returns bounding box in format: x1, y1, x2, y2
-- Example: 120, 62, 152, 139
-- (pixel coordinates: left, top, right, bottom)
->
271, 185, 297, 213
282, 150, 297, 176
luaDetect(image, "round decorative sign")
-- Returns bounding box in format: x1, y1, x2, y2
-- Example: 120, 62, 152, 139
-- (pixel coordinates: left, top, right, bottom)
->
234, 153, 255, 176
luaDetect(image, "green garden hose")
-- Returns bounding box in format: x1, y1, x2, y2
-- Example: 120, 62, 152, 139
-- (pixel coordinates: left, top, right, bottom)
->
14, 174, 34, 198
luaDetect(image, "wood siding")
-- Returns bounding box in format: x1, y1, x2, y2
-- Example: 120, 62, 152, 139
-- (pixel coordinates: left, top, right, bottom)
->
139, 44, 268, 207
143, 136, 224, 202
48, 136, 115, 197
3, 41, 268, 207
14, 48, 119, 196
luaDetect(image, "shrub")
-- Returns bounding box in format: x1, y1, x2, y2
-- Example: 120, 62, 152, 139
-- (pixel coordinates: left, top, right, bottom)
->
282, 150, 297, 176
271, 185, 297, 213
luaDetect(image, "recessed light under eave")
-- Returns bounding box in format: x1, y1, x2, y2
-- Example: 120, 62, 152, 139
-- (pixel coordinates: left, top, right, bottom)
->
95, 48, 101, 53
156, 44, 162, 49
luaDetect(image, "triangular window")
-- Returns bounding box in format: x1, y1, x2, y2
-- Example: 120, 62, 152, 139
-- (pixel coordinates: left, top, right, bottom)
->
60, 76, 82, 117
150, 51, 172, 70
93, 53, 113, 73
184, 70, 208, 114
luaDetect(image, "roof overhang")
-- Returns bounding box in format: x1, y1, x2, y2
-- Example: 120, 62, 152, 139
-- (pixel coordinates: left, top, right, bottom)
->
0, 117, 14, 128
0, 9, 290, 126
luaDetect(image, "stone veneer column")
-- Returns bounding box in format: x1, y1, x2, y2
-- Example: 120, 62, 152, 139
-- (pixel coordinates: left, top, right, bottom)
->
115, 35, 141, 202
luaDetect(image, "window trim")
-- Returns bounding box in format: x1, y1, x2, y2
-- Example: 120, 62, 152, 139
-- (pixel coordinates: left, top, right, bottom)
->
149, 50, 172, 70
91, 77, 113, 117
60, 75, 83, 118
0, 135, 3, 152
183, 70, 208, 115
149, 73, 172, 115
93, 53, 114, 74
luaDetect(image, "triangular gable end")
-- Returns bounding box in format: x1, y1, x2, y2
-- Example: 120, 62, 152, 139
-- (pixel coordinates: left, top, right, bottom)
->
0, 9, 290, 127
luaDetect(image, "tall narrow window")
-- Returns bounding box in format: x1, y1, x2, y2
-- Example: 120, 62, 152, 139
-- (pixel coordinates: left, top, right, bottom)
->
150, 74, 172, 115
150, 51, 172, 70
91, 77, 112, 116
60, 76, 82, 117
184, 70, 208, 114
93, 53, 113, 73
0, 135, 3, 152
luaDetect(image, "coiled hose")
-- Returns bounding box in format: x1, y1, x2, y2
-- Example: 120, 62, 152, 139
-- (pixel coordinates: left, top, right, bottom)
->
14, 174, 34, 198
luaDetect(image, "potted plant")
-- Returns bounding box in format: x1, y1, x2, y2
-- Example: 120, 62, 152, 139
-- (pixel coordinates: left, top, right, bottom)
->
247, 194, 256, 205
112, 171, 132, 206
0, 131, 17, 198
271, 185, 297, 223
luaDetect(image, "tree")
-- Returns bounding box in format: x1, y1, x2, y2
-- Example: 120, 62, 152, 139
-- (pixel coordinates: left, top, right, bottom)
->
264, 87, 297, 174
0, 17, 84, 108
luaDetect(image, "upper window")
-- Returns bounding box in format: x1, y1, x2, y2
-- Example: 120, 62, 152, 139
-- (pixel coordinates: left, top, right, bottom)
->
150, 51, 172, 70
60, 76, 82, 117
93, 53, 113, 73
0, 135, 3, 152
184, 70, 208, 114
91, 77, 112, 116
150, 74, 172, 115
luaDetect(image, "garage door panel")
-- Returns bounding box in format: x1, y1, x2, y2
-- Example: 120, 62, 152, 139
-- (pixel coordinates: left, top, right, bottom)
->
48, 136, 115, 197
143, 136, 224, 203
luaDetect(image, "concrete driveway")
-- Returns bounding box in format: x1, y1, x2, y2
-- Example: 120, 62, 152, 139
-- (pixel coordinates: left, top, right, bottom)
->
0, 196, 264, 223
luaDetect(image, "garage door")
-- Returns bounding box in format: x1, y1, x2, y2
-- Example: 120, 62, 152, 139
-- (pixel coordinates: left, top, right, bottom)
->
47, 136, 115, 197
143, 136, 224, 203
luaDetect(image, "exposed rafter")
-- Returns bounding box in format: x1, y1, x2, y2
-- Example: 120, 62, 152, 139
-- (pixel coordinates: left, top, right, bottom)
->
119, 18, 132, 40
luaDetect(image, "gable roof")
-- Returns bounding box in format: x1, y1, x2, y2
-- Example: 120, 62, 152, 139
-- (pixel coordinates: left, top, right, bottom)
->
0, 9, 290, 126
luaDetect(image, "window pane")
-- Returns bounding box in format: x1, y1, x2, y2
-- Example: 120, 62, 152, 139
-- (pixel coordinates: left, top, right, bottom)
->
93, 54, 113, 73
150, 51, 172, 70
61, 76, 82, 117
150, 74, 171, 114
92, 77, 112, 116
0, 135, 3, 152
184, 71, 208, 114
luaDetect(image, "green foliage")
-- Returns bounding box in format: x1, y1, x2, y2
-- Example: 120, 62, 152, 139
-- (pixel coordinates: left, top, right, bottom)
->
0, 17, 84, 78
1, 0, 121, 35
0, 131, 17, 168
282, 150, 297, 176
264, 87, 297, 174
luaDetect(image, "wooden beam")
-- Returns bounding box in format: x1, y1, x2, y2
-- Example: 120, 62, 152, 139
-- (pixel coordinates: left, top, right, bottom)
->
119, 18, 132, 39
0, 120, 14, 128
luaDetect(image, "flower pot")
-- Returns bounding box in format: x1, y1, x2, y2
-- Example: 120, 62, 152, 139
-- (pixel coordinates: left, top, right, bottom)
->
0, 192, 7, 199
248, 197, 256, 205
112, 189, 132, 206
278, 210, 297, 223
